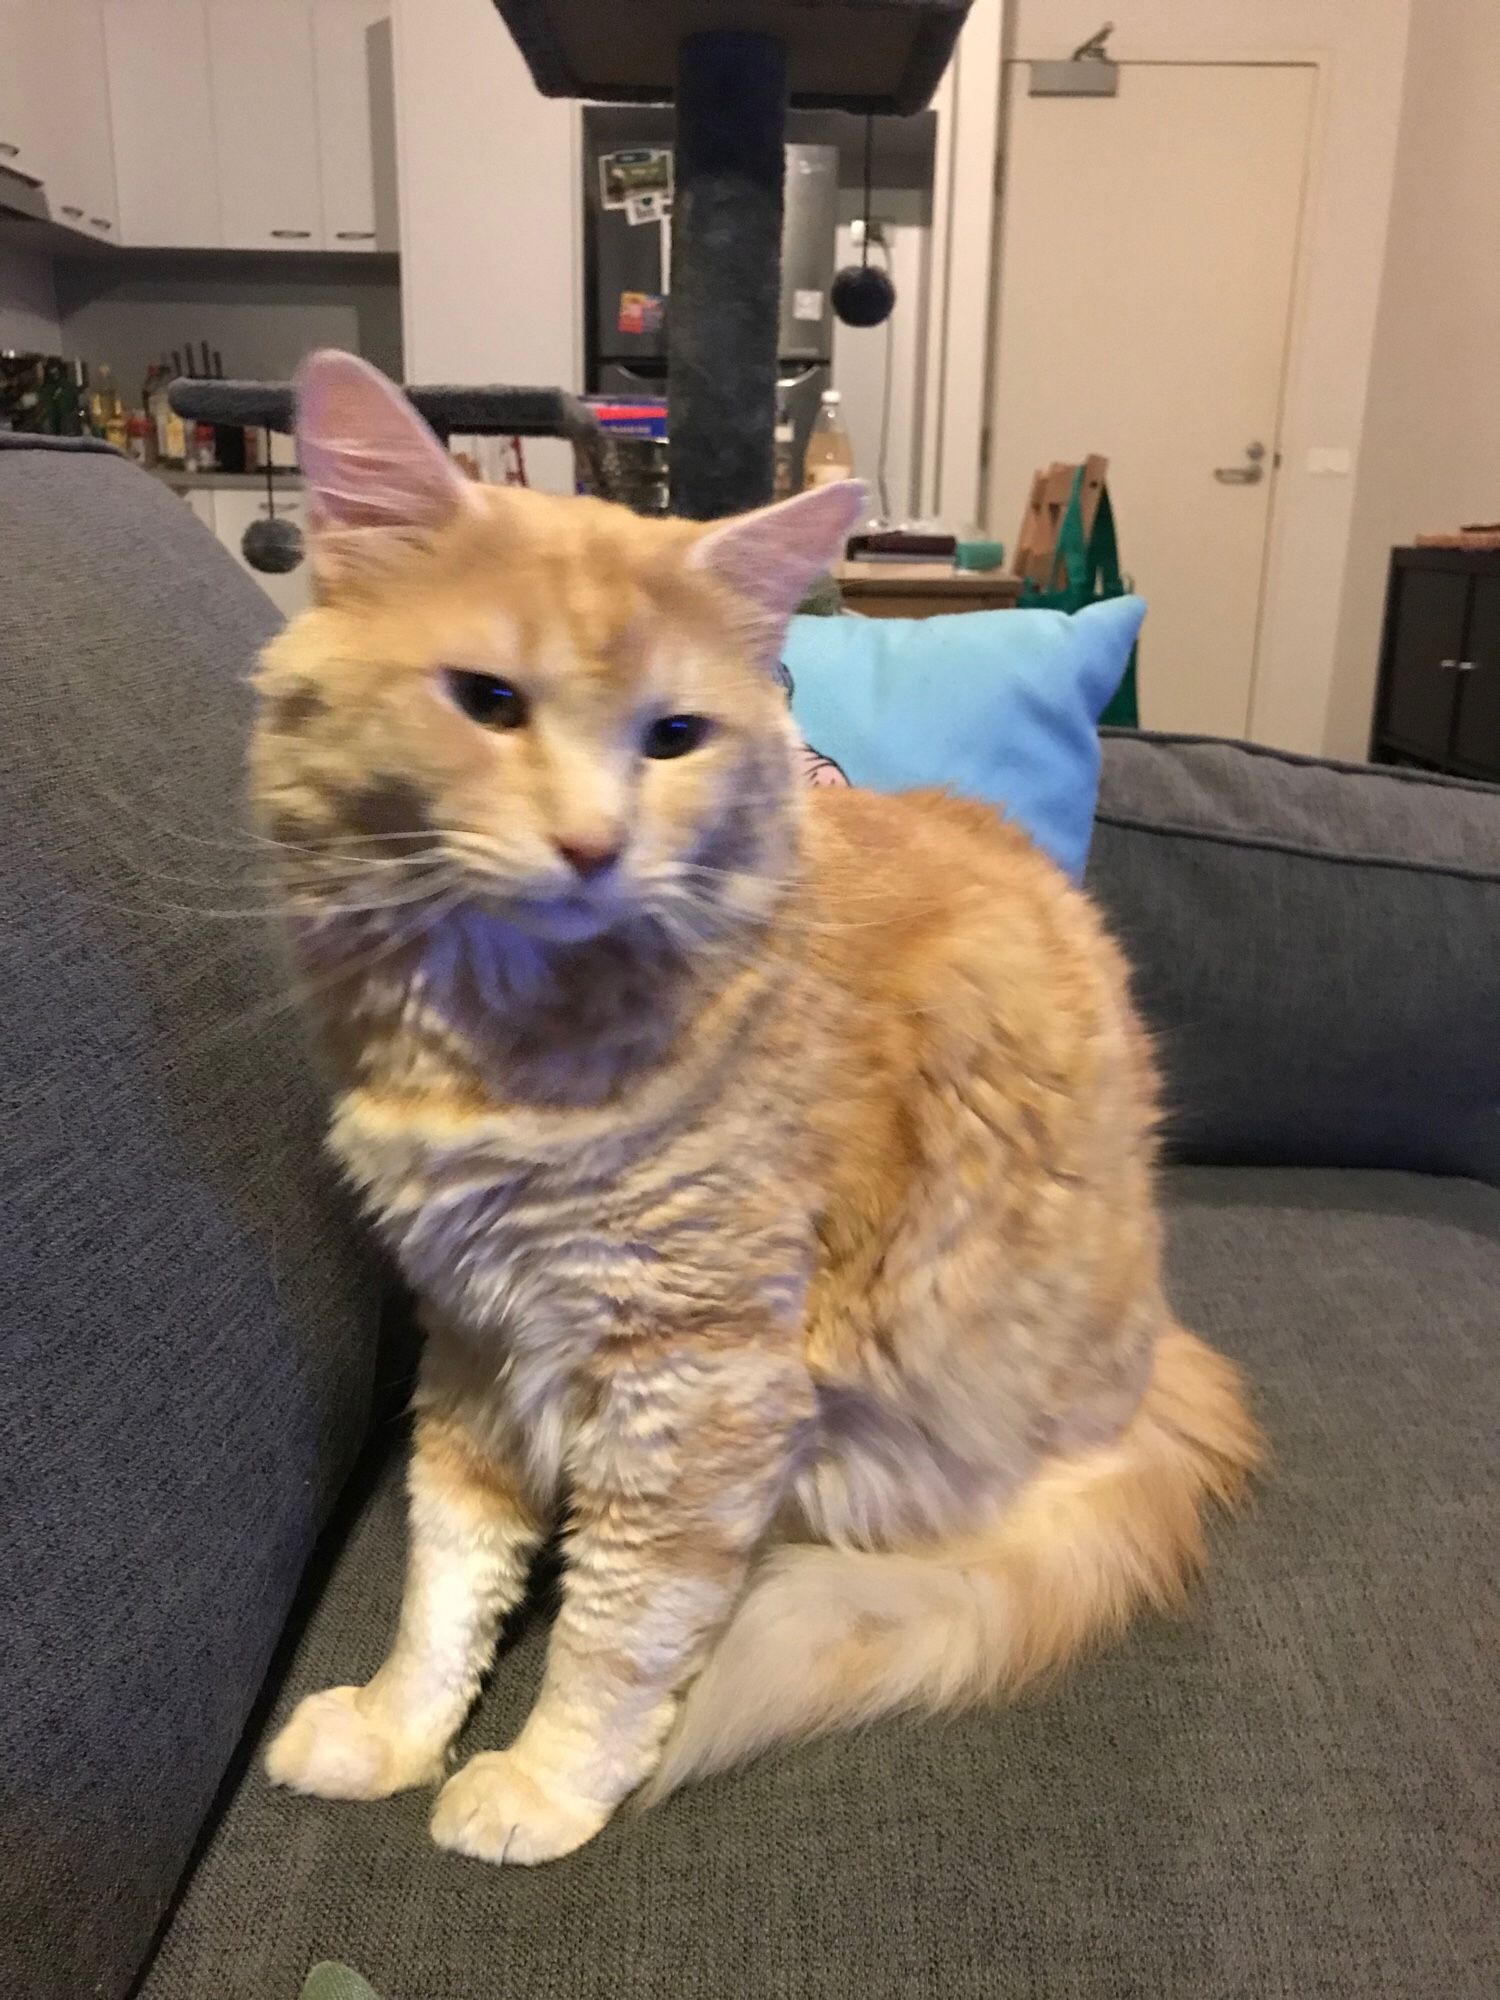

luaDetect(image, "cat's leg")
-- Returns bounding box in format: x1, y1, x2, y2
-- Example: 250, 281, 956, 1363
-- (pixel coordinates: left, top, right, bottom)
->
430, 1343, 810, 1865
266, 1412, 542, 1801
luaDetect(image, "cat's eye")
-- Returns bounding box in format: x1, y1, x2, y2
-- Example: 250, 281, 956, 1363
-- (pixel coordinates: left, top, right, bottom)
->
446, 671, 528, 730
643, 714, 712, 760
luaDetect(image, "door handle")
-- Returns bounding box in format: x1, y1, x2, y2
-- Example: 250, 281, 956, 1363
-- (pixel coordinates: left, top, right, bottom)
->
1215, 441, 1266, 485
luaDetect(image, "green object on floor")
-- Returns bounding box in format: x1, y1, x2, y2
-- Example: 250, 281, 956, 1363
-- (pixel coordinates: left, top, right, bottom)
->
1020, 465, 1140, 728
301, 1964, 382, 2000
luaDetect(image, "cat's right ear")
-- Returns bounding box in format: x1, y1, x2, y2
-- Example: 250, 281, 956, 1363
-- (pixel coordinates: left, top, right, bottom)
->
294, 349, 474, 588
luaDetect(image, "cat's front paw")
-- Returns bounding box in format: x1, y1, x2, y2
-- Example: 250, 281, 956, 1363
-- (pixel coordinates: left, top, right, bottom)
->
430, 1751, 610, 1865
265, 1686, 444, 1801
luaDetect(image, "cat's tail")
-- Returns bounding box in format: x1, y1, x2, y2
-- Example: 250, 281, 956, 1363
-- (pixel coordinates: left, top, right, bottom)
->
645, 1326, 1261, 1800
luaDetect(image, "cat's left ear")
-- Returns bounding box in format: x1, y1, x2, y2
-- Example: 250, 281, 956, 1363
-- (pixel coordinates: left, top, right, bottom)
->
294, 349, 476, 586
690, 481, 867, 641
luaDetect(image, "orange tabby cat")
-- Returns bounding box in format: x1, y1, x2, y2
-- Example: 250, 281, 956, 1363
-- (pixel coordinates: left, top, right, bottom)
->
258, 352, 1260, 1866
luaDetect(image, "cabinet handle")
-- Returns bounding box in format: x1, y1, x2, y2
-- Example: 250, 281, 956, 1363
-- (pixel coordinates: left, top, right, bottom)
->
1439, 658, 1477, 672
335, 229, 376, 241
270, 228, 312, 240
0, 141, 18, 159
61, 203, 83, 218
90, 217, 112, 230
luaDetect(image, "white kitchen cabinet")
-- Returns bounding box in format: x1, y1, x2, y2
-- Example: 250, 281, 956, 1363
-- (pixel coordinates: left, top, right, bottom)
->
207, 0, 323, 250
314, 0, 395, 250
211, 486, 314, 619
44, 1, 120, 242
104, 0, 222, 246
0, 0, 52, 189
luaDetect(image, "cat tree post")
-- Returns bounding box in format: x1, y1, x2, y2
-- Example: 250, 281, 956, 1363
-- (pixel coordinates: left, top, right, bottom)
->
668, 32, 787, 519
488, 0, 973, 518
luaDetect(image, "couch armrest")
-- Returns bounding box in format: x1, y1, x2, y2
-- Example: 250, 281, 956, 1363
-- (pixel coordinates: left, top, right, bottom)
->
1086, 732, 1500, 1186
0, 436, 387, 2000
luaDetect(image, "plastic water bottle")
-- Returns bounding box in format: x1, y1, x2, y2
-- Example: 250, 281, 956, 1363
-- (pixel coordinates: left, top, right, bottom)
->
802, 388, 855, 489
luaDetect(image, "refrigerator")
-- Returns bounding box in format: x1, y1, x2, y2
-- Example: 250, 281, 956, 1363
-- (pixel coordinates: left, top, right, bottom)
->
585, 128, 839, 491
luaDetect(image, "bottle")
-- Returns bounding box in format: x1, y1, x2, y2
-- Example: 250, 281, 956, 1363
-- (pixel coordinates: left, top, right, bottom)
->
90, 363, 128, 448
149, 362, 185, 468
137, 366, 161, 467
67, 358, 89, 437
772, 386, 796, 500
802, 388, 854, 490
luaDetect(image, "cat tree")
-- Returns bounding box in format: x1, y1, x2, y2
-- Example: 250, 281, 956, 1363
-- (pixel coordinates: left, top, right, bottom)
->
493, 0, 970, 519
173, 2, 970, 527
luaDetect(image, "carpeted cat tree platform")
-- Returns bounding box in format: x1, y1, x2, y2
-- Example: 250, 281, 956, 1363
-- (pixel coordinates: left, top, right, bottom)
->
494, 0, 970, 519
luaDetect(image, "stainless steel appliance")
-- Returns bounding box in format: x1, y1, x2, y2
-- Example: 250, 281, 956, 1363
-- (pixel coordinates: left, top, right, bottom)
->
585, 124, 838, 490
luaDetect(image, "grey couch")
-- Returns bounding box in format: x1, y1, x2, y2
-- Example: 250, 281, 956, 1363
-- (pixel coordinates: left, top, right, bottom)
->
2, 432, 1496, 2000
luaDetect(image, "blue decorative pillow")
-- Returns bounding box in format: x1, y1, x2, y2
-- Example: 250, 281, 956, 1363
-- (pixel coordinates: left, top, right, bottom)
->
782, 595, 1145, 881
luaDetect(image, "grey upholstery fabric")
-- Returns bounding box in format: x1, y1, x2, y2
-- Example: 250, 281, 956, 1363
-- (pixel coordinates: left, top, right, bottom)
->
140, 1169, 1500, 2000
1088, 732, 1500, 1185
0, 441, 386, 2000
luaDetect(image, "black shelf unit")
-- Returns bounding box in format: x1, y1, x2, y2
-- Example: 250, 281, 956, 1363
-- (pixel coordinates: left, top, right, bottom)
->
1371, 546, 1500, 783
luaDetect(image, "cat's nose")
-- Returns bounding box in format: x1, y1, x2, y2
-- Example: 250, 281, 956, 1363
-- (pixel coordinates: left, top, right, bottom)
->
555, 837, 622, 882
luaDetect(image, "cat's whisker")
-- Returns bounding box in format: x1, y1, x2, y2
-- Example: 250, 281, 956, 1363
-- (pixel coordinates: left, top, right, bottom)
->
175, 879, 469, 1056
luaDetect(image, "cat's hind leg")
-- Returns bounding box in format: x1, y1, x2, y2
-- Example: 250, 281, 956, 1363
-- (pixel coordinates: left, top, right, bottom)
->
266, 1412, 542, 1801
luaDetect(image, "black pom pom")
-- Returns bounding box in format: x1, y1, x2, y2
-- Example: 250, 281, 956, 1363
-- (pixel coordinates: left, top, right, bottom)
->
831, 263, 896, 328
242, 514, 305, 575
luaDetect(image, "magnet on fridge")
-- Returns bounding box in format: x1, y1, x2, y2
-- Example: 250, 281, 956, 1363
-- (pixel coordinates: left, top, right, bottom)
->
600, 148, 673, 212
618, 292, 665, 337
626, 190, 671, 226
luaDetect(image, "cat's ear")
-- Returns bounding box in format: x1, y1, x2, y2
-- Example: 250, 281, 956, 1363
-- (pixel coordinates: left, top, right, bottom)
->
294, 349, 474, 581
690, 481, 867, 641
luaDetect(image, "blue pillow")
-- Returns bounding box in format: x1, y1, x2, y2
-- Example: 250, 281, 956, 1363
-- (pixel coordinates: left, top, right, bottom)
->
783, 595, 1145, 882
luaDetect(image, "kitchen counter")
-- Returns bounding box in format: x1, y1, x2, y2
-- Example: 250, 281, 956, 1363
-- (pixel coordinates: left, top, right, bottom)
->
150, 467, 303, 491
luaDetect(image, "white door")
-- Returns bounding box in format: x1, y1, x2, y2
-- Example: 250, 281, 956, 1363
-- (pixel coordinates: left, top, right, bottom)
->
207, 0, 323, 250
105, 0, 222, 246
987, 63, 1315, 737
314, 0, 394, 249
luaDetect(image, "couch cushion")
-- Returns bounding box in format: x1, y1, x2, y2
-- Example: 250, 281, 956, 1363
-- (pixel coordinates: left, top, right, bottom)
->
0, 440, 386, 2000
1087, 732, 1500, 1185
138, 1168, 1499, 2000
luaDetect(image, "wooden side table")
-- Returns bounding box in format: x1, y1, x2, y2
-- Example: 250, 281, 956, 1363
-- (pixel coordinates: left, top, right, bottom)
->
835, 561, 1023, 620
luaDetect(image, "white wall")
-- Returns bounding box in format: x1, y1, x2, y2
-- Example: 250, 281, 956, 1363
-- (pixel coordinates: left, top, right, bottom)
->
920, 0, 1005, 530
832, 187, 930, 521
392, 0, 580, 491
1001, 1, 1414, 755
1327, 0, 1500, 758
0, 245, 61, 350
52, 252, 402, 396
